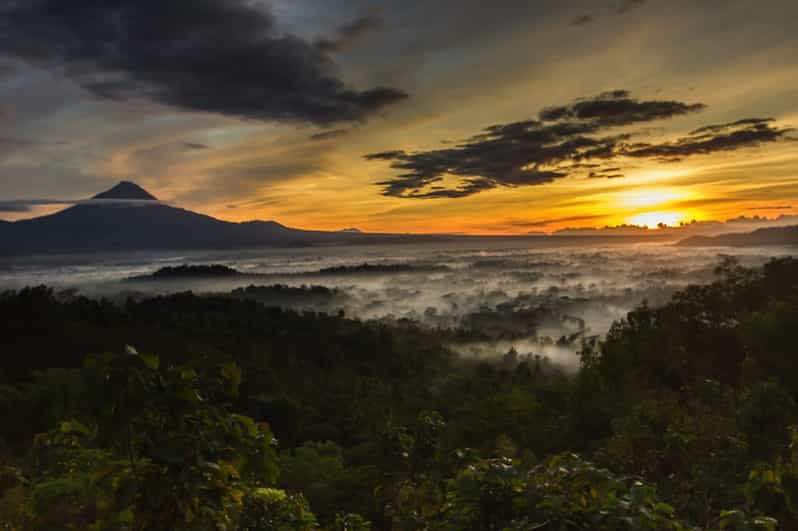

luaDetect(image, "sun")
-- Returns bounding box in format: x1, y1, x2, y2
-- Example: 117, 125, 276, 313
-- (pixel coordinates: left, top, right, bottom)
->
627, 211, 687, 228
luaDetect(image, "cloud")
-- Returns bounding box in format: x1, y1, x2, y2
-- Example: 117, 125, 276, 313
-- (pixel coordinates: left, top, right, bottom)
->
367, 91, 793, 199
509, 214, 607, 228
0, 136, 68, 148
570, 15, 595, 26
588, 167, 624, 179
315, 13, 385, 54
0, 59, 20, 79
0, 198, 166, 213
749, 205, 792, 211
181, 142, 210, 151
310, 129, 350, 141
538, 90, 705, 126
0, 198, 77, 213
0, 202, 34, 213
572, 0, 646, 28
622, 118, 793, 160
0, 0, 407, 125
618, 0, 646, 14
366, 91, 707, 199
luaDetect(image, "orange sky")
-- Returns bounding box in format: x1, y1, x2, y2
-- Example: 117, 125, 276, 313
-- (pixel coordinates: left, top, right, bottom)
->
0, 0, 796, 233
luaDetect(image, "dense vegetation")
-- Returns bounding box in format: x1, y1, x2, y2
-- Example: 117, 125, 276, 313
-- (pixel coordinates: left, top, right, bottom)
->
1, 257, 797, 529
317, 263, 449, 275
127, 264, 244, 280
230, 285, 346, 310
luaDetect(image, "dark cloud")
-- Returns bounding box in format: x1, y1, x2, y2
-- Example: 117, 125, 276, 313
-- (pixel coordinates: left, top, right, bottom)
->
539, 90, 705, 126
571, 0, 646, 28
618, 0, 646, 14
0, 202, 32, 213
315, 14, 385, 54
310, 129, 350, 141
622, 118, 793, 160
367, 91, 792, 199
367, 91, 705, 199
364, 150, 408, 161
0, 198, 75, 213
0, 0, 407, 125
0, 60, 19, 78
588, 167, 624, 179
689, 118, 779, 136
0, 197, 166, 213
749, 205, 793, 211
570, 15, 595, 26
181, 142, 210, 151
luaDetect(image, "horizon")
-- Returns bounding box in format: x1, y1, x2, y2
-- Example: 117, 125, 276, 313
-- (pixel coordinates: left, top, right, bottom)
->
2, 179, 797, 238
0, 1, 796, 234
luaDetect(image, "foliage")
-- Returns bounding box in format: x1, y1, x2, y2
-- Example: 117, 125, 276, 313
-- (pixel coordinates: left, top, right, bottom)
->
2, 257, 798, 528
7, 350, 288, 530
441, 453, 691, 530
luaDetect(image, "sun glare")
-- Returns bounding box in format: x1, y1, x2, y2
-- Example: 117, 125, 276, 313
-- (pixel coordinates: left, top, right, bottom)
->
627, 211, 686, 228
618, 188, 688, 209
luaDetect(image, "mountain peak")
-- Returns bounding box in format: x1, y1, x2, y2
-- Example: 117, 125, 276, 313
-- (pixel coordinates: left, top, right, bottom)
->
93, 181, 157, 201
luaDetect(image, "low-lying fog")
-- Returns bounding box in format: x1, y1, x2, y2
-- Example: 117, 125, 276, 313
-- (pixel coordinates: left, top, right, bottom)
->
1, 240, 791, 370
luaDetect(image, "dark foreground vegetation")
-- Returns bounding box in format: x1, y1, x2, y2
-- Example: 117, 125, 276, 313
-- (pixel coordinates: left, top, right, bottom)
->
1, 257, 797, 529
126, 264, 245, 281
316, 263, 449, 275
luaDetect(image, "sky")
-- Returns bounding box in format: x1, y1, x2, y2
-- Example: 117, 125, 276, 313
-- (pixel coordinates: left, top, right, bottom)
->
0, 0, 796, 233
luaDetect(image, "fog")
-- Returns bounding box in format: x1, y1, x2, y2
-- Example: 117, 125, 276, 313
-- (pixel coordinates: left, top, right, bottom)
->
1, 240, 791, 370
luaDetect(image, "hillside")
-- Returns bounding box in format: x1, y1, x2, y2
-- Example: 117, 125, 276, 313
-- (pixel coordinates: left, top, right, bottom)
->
2, 258, 798, 528
678, 224, 798, 247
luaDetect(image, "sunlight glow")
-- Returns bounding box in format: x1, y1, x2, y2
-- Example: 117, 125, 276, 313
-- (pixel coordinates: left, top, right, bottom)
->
627, 211, 687, 228
617, 188, 689, 209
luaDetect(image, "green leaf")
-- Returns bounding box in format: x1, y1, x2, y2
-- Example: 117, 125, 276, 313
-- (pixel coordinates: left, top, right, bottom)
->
221, 361, 242, 396
140, 353, 160, 370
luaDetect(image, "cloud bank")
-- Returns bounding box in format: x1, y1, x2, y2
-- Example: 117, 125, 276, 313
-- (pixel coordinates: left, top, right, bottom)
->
0, 198, 166, 214
367, 91, 792, 199
0, 0, 407, 125
314, 13, 385, 54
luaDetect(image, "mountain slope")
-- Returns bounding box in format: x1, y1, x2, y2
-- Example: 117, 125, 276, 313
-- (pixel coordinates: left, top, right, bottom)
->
678, 225, 798, 247
0, 182, 365, 255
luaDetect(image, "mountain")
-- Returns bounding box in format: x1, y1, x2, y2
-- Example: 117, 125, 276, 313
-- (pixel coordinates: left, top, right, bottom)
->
92, 181, 157, 200
678, 225, 798, 247
0, 182, 371, 255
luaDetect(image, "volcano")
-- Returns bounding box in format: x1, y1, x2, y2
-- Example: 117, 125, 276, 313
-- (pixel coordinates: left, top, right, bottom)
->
0, 182, 370, 255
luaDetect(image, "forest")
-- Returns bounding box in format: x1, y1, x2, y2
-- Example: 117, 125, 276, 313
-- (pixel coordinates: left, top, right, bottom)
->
1, 256, 797, 530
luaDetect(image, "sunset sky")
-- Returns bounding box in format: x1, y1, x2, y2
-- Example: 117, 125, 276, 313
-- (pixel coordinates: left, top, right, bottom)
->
0, 0, 796, 233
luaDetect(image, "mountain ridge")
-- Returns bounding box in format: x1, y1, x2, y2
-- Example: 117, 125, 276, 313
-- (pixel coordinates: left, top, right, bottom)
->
678, 225, 798, 247
0, 182, 368, 255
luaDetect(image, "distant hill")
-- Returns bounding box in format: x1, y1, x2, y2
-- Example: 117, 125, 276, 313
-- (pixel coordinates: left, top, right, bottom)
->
317, 263, 450, 275
126, 264, 245, 281
678, 225, 798, 247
